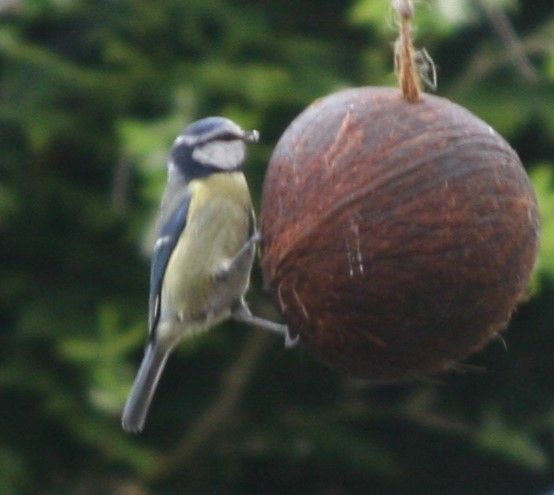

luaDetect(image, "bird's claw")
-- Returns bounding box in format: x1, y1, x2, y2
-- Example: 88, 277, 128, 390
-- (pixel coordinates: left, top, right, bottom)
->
284, 331, 300, 348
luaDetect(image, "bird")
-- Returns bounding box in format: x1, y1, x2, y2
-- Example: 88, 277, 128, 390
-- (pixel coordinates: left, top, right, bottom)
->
121, 116, 298, 433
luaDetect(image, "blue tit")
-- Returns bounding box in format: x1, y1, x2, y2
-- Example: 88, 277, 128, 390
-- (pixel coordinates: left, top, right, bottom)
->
122, 117, 298, 433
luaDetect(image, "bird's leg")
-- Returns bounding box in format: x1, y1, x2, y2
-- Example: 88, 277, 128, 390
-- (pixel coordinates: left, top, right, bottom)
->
215, 232, 260, 282
231, 300, 300, 348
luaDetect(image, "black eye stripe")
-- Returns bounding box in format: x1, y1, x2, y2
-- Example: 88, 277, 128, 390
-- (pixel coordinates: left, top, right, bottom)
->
200, 132, 240, 143
197, 132, 240, 146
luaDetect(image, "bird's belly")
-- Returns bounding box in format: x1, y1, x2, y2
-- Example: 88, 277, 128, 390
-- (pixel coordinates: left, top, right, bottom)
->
161, 197, 252, 326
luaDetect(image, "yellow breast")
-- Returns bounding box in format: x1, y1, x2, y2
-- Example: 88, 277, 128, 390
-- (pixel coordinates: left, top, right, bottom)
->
162, 172, 253, 321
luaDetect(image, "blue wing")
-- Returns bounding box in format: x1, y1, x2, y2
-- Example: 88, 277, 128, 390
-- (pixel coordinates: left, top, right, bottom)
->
148, 194, 191, 335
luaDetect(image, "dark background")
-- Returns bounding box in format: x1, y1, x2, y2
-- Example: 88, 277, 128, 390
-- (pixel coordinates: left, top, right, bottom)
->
1, 0, 553, 493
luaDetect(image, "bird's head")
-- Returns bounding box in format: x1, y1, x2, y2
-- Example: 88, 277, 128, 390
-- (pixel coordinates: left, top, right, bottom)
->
169, 117, 259, 179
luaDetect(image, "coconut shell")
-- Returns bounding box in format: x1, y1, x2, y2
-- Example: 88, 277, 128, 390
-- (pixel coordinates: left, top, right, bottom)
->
260, 87, 539, 380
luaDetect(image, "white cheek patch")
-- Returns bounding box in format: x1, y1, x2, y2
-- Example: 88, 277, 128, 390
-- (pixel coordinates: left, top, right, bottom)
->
192, 140, 246, 170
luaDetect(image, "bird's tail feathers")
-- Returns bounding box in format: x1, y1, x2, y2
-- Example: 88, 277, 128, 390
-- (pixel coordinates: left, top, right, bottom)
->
121, 342, 169, 433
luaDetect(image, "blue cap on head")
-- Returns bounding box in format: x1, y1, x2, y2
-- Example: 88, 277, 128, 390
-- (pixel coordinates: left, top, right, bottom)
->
182, 117, 238, 137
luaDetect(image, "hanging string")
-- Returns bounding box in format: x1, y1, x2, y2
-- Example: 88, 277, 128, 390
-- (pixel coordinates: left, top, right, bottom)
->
392, 0, 422, 103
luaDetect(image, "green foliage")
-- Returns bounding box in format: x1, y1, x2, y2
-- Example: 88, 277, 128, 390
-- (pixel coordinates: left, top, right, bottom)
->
531, 164, 554, 283
476, 410, 548, 472
0, 0, 553, 493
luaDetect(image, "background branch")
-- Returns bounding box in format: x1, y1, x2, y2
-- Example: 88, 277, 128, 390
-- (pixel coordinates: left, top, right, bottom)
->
474, 0, 539, 83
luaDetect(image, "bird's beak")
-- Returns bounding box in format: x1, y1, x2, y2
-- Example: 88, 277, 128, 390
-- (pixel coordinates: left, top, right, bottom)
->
242, 129, 260, 144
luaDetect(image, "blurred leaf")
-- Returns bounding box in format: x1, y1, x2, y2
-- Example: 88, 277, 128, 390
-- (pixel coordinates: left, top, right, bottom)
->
0, 446, 27, 495
530, 164, 554, 282
455, 84, 554, 137
476, 411, 548, 472
348, 0, 476, 36
0, 184, 20, 224
58, 303, 145, 413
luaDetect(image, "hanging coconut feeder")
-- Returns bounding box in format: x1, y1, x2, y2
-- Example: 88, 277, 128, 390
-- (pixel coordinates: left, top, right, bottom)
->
259, 1, 539, 380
